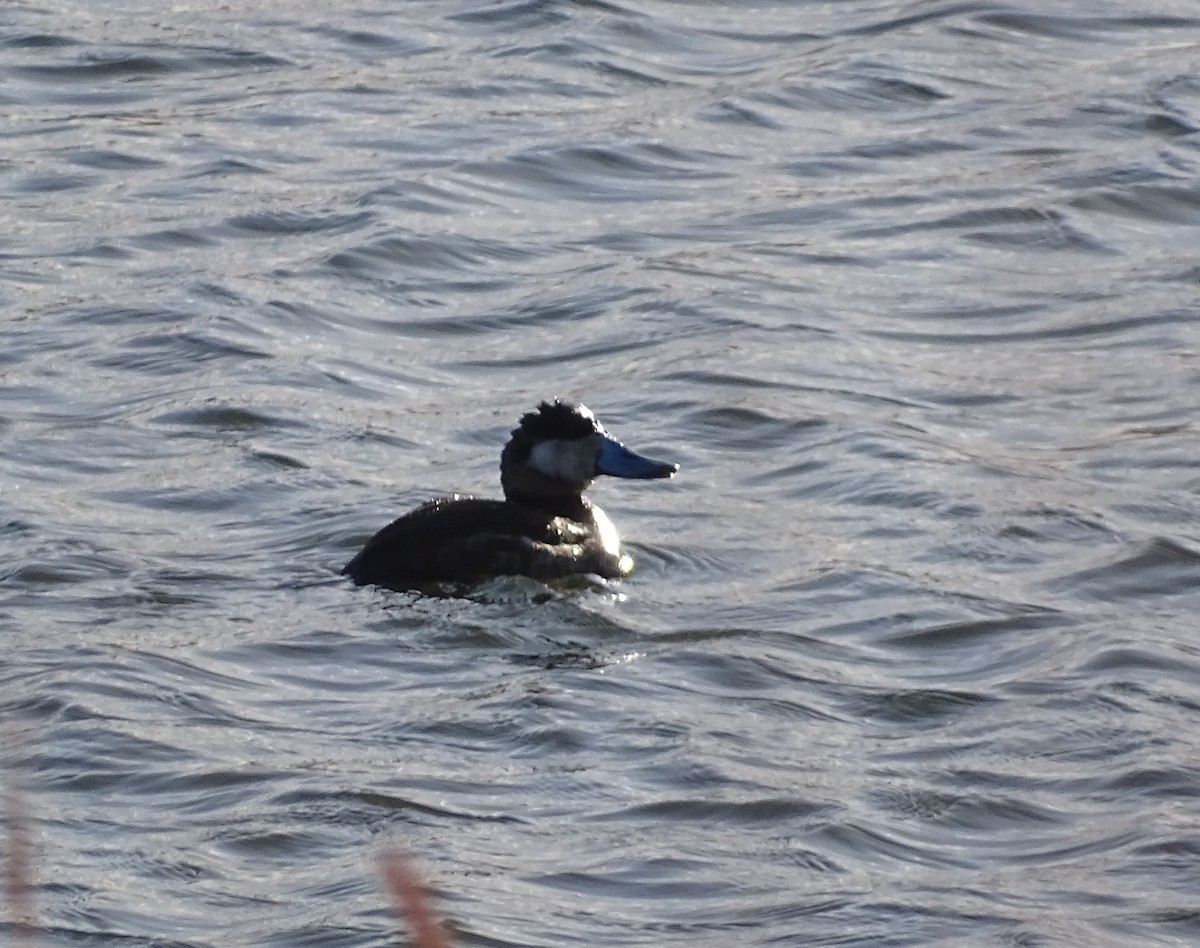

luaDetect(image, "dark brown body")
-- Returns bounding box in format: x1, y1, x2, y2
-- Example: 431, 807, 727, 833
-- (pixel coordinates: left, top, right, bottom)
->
342, 494, 629, 590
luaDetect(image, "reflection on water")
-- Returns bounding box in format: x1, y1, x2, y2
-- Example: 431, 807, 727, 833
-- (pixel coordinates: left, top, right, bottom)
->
4, 0, 1200, 945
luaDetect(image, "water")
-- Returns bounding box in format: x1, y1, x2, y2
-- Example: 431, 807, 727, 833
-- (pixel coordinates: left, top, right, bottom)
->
4, 1, 1200, 945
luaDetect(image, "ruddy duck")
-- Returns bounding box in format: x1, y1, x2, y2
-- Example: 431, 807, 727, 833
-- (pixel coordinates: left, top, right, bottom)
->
343, 400, 677, 590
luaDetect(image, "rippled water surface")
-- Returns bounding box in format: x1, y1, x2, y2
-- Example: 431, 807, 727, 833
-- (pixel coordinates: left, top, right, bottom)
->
5, 1, 1200, 945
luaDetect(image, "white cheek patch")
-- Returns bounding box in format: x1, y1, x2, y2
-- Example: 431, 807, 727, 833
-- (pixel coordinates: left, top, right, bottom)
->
529, 438, 595, 483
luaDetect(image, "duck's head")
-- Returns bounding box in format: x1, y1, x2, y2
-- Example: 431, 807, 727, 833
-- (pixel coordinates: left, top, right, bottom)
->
500, 400, 677, 513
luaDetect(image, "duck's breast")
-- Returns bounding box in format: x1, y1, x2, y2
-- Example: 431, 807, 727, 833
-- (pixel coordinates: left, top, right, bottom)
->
586, 504, 633, 576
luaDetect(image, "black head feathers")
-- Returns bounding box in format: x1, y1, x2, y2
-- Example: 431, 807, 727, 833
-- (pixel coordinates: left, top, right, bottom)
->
512, 400, 603, 442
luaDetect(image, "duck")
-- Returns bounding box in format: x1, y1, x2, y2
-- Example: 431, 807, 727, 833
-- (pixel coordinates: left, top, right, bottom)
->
343, 400, 678, 590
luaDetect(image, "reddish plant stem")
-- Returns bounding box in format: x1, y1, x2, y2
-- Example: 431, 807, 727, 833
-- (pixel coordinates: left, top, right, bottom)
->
4, 728, 34, 948
378, 850, 450, 948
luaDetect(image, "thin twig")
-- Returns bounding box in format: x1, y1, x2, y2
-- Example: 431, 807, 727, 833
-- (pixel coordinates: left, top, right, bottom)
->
4, 723, 34, 948
378, 850, 449, 948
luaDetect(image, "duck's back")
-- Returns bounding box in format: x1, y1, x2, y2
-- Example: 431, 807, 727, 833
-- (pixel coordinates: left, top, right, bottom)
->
342, 495, 574, 589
